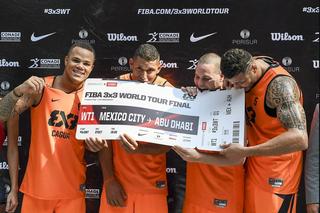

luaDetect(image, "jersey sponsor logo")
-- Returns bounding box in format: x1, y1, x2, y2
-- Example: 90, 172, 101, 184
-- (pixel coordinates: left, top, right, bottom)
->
269, 178, 283, 187
270, 32, 304, 41
48, 110, 78, 139
190, 32, 217, 42
31, 32, 56, 42
155, 180, 166, 189
86, 162, 96, 168
85, 188, 100, 199
213, 199, 228, 208
48, 110, 78, 129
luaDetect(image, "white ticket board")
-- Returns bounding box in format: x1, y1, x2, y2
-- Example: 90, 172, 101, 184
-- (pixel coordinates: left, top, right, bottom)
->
76, 78, 245, 151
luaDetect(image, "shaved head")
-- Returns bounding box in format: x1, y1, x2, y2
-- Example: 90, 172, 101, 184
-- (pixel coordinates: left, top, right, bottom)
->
198, 53, 221, 74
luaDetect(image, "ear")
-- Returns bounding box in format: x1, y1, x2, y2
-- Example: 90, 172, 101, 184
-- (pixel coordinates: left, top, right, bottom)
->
64, 56, 68, 66
157, 62, 162, 74
129, 58, 134, 70
220, 74, 224, 81
251, 63, 257, 73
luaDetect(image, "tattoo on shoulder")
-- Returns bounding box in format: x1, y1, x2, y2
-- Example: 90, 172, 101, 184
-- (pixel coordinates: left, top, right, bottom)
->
266, 76, 306, 130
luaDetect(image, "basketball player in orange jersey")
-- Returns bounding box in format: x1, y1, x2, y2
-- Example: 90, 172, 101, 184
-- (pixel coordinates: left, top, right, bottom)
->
99, 44, 172, 213
173, 53, 245, 213
219, 48, 308, 213
0, 75, 63, 213
10, 42, 107, 213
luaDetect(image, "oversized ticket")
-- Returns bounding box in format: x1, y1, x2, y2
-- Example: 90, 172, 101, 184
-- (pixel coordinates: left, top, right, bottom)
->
76, 78, 245, 151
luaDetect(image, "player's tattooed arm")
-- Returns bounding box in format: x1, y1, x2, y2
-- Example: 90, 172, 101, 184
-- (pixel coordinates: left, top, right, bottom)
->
11, 95, 36, 117
0, 92, 21, 122
266, 76, 306, 131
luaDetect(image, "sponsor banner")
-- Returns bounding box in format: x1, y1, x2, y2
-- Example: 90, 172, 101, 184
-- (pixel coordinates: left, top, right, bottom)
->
160, 60, 178, 69
0, 80, 11, 96
110, 57, 130, 72
190, 32, 217, 43
270, 32, 304, 41
147, 32, 179, 43
281, 57, 300, 73
76, 79, 245, 151
232, 29, 258, 45
0, 161, 9, 170
0, 32, 21, 42
28, 58, 60, 69
0, 59, 20, 67
106, 33, 138, 42
187, 59, 198, 70
72, 29, 95, 44
137, 8, 229, 15
3, 136, 23, 147
31, 32, 56, 42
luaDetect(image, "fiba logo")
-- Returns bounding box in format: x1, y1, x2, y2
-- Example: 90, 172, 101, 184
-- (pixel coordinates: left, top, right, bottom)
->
282, 57, 292, 66
0, 81, 10, 90
118, 57, 128, 66
79, 29, 88, 39
240, 29, 250, 39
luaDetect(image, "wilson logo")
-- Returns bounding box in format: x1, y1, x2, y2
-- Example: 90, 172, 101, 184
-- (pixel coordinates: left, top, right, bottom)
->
106, 33, 138, 41
270, 32, 304, 41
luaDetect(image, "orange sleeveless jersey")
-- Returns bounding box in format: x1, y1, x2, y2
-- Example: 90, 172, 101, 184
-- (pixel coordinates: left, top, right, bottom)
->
185, 161, 244, 211
112, 73, 172, 194
20, 76, 86, 199
245, 65, 303, 193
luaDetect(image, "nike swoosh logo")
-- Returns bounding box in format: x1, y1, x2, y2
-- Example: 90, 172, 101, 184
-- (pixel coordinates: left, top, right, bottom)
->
190, 32, 217, 42
31, 32, 56, 42
86, 163, 96, 167
138, 133, 147, 136
51, 99, 60, 102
